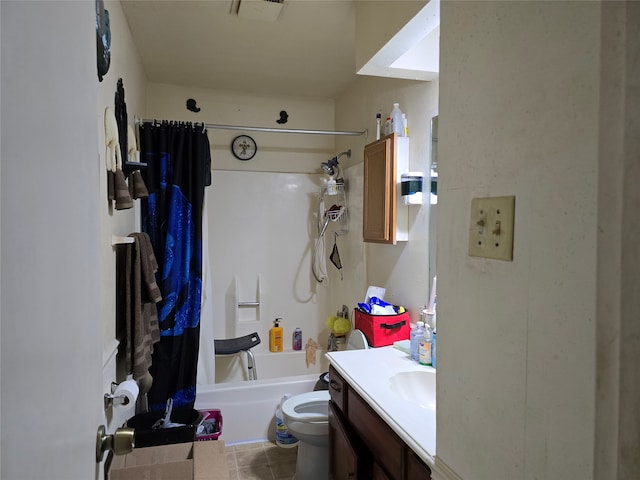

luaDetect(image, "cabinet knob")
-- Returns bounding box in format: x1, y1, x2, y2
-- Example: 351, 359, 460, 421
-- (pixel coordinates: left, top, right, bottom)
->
329, 380, 342, 392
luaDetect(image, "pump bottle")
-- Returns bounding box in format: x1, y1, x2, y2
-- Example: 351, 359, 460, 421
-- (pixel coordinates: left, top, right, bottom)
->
410, 321, 425, 362
270, 318, 284, 352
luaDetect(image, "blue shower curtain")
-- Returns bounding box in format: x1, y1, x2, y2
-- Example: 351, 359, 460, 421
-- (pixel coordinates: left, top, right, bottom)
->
139, 121, 211, 410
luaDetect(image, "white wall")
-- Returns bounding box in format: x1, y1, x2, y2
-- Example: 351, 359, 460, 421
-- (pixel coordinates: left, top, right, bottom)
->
354, 1, 428, 73
1, 1, 103, 478
334, 75, 439, 323
97, 0, 148, 433
595, 3, 640, 478
2, 0, 148, 476
207, 170, 330, 381
435, 2, 631, 479
144, 83, 337, 173
144, 84, 344, 381
143, 79, 440, 381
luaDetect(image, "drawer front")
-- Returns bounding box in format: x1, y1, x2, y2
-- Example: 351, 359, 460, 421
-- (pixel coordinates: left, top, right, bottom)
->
347, 388, 403, 479
329, 366, 347, 413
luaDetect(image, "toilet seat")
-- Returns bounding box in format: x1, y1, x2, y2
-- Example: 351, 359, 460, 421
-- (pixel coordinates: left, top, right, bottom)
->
281, 390, 330, 422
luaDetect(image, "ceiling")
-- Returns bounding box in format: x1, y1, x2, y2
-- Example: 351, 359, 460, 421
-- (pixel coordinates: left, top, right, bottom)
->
120, 0, 359, 99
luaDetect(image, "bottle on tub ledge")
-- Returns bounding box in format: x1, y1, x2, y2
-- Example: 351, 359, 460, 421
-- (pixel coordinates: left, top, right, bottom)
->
270, 318, 284, 352
292, 327, 302, 351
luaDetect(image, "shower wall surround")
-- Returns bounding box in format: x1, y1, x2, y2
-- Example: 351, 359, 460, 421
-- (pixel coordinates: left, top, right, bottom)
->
207, 170, 331, 363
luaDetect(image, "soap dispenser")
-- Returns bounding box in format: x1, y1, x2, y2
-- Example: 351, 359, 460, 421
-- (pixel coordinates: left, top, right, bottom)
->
270, 318, 284, 352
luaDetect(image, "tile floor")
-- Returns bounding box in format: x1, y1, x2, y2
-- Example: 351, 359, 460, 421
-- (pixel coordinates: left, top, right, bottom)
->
225, 441, 298, 480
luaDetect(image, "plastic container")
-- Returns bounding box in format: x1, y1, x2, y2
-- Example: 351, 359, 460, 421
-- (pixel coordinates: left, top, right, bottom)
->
419, 325, 432, 366
127, 407, 203, 447
196, 409, 223, 441
292, 327, 302, 350
270, 318, 283, 352
390, 103, 404, 136
354, 309, 410, 347
401, 172, 424, 205
375, 113, 381, 140
410, 321, 425, 362
314, 372, 330, 391
275, 394, 299, 448
431, 331, 437, 368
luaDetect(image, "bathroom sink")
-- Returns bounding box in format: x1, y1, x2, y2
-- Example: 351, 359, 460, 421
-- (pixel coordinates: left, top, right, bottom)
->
389, 370, 436, 410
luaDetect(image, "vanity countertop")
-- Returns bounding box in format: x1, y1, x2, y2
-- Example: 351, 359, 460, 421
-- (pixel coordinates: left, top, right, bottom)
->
326, 346, 436, 468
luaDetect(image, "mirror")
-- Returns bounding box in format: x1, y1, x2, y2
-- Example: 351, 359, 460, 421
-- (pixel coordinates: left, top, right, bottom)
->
429, 115, 438, 304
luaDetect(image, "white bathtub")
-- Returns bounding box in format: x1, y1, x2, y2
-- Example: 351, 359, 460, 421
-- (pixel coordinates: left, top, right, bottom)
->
195, 350, 329, 444
214, 349, 328, 383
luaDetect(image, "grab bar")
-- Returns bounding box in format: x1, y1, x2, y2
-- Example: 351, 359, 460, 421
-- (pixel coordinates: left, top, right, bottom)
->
238, 302, 259, 308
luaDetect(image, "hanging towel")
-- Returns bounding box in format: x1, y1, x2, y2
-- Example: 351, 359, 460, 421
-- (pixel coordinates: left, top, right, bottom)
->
117, 232, 162, 394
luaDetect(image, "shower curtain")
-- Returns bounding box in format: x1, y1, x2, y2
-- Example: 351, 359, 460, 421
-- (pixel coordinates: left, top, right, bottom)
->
139, 121, 211, 410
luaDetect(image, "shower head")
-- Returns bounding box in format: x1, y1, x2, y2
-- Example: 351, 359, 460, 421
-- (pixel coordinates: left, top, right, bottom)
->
320, 149, 351, 176
320, 160, 336, 176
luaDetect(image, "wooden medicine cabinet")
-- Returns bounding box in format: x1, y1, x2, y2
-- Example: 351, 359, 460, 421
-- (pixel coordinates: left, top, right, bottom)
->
363, 133, 409, 244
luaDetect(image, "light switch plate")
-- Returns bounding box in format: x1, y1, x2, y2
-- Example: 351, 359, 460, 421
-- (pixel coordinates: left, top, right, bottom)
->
468, 196, 515, 261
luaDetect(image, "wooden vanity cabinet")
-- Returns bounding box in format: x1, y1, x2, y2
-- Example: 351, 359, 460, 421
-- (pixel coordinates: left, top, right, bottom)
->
405, 450, 432, 480
328, 401, 372, 479
328, 366, 431, 480
363, 133, 409, 244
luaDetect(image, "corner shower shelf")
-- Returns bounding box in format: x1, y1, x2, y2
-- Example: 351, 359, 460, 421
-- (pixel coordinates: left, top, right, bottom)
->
321, 183, 348, 235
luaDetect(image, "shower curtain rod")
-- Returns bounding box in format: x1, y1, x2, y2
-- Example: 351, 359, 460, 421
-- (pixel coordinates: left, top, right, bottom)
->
136, 118, 367, 137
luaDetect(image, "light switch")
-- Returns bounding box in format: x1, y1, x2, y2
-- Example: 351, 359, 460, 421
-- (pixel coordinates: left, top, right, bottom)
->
468, 196, 515, 261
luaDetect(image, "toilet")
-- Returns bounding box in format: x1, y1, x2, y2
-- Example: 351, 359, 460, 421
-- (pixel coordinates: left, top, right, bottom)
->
281, 390, 331, 480
281, 329, 368, 480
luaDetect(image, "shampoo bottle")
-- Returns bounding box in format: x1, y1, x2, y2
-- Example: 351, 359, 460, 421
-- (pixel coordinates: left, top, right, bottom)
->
390, 103, 404, 136
270, 318, 284, 352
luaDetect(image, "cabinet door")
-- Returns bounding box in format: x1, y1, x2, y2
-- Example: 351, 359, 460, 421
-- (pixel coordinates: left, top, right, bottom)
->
347, 388, 403, 479
405, 450, 432, 479
373, 462, 393, 480
329, 401, 370, 479
363, 134, 396, 244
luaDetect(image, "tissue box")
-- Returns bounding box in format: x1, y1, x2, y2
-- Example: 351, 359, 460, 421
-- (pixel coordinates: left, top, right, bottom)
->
109, 441, 229, 480
354, 309, 410, 347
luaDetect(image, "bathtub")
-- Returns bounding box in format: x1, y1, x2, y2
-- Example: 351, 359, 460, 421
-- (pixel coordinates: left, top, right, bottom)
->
195, 350, 329, 444
214, 349, 328, 383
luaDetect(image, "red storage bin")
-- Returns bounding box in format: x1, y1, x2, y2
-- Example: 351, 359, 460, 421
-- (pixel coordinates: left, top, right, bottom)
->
196, 409, 223, 441
354, 309, 410, 347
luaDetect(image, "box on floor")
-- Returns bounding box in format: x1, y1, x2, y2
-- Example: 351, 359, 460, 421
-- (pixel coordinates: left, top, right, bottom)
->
109, 440, 229, 480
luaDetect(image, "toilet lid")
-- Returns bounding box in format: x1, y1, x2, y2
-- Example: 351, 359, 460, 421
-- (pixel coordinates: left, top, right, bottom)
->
347, 329, 368, 350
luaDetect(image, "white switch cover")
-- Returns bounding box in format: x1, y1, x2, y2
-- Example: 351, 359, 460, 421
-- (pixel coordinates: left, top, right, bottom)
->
468, 196, 515, 261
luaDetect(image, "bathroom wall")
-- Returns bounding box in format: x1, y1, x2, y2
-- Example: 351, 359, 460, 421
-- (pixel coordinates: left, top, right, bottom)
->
334, 75, 439, 322
98, 0, 149, 389
2, 1, 109, 478
144, 83, 337, 174
143, 79, 440, 382
144, 84, 345, 379
433, 2, 637, 479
